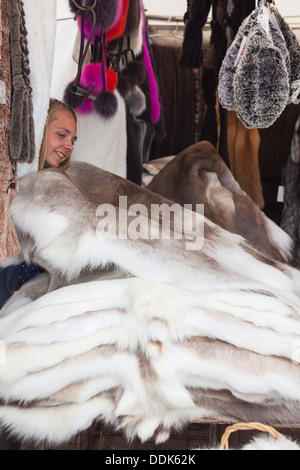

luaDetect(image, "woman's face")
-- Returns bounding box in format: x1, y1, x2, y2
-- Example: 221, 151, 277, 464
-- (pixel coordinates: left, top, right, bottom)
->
45, 109, 77, 168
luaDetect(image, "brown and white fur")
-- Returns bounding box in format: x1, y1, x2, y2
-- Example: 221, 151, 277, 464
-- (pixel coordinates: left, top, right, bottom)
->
1, 159, 300, 445
147, 141, 292, 264
2, 272, 300, 445
7, 159, 299, 303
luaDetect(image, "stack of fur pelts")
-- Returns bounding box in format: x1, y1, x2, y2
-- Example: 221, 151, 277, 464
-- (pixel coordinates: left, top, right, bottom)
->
2, 161, 300, 447
218, 0, 300, 129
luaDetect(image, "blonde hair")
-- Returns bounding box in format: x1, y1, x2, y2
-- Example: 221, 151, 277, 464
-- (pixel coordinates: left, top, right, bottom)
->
38, 98, 77, 171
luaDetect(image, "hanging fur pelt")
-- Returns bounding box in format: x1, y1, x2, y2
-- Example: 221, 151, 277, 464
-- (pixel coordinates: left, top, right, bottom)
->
2, 158, 300, 444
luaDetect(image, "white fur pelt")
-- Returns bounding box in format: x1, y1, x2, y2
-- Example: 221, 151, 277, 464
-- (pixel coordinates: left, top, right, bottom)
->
18, 0, 57, 177
3, 163, 300, 444
241, 434, 300, 450
2, 274, 300, 445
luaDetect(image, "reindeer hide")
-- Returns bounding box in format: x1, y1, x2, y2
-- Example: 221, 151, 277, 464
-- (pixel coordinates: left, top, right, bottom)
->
147, 141, 291, 263
2, 271, 300, 444
2, 161, 300, 444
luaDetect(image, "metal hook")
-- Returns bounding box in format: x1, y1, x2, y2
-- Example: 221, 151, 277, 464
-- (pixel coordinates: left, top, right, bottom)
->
69, 0, 98, 99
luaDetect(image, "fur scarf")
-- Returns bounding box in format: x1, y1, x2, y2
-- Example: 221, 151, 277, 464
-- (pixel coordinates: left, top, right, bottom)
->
0, 0, 21, 263
8, 0, 35, 164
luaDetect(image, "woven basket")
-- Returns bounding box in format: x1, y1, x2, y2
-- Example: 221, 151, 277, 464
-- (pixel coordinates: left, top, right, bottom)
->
220, 422, 282, 450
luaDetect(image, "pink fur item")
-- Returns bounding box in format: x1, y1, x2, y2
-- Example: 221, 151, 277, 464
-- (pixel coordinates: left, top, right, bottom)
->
76, 63, 118, 115
76, 63, 103, 114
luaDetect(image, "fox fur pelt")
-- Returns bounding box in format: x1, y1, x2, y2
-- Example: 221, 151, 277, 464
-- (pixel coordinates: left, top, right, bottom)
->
2, 160, 300, 444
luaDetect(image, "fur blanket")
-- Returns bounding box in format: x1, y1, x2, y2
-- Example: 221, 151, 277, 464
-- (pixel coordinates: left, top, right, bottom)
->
2, 161, 300, 445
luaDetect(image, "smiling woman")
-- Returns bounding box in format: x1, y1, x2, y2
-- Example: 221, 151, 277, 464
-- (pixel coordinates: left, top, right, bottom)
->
38, 98, 78, 171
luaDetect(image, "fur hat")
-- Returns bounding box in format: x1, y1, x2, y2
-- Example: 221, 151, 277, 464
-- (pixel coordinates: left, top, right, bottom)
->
269, 17, 290, 76
218, 13, 256, 111
233, 23, 289, 129
218, 8, 290, 113
269, 3, 300, 103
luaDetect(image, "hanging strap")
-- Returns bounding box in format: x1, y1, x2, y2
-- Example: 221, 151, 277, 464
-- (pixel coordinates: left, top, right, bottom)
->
69, 0, 97, 98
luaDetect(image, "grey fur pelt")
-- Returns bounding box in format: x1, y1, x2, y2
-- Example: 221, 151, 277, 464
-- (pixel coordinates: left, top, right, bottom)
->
8, 0, 35, 163
2, 161, 300, 444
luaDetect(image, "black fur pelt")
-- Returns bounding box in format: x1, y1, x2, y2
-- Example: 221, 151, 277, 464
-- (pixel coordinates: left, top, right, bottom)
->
178, 0, 212, 68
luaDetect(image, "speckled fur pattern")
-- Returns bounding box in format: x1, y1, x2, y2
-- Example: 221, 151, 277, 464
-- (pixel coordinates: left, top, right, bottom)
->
218, 13, 256, 111
233, 24, 289, 129
218, 14, 291, 118
269, 4, 300, 103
